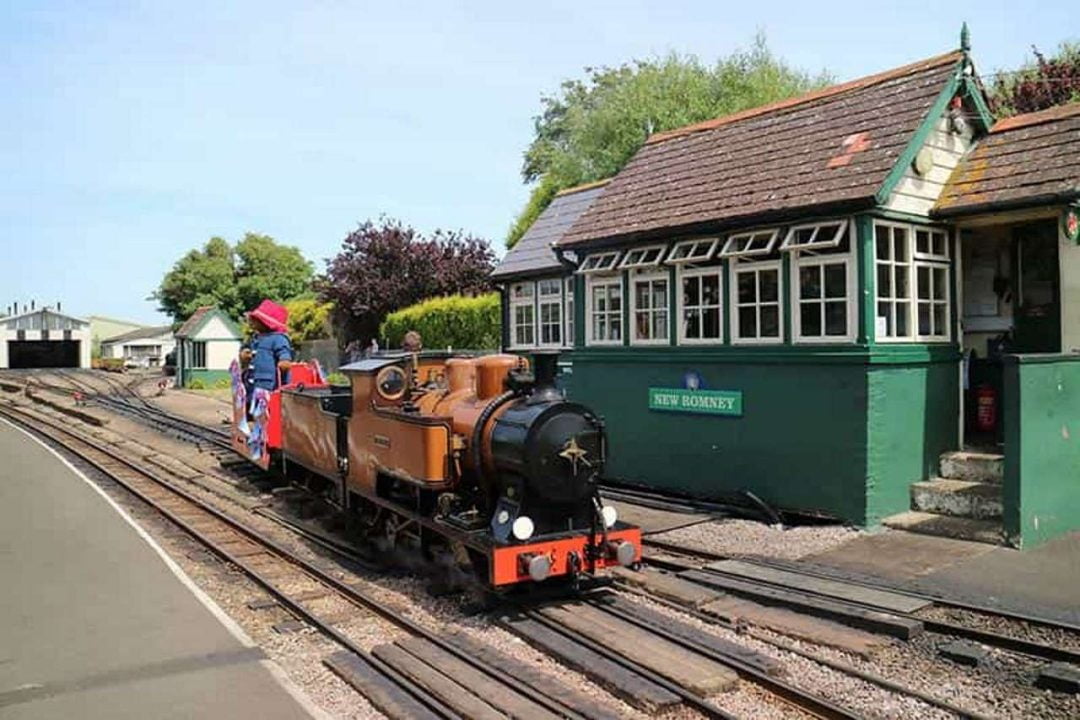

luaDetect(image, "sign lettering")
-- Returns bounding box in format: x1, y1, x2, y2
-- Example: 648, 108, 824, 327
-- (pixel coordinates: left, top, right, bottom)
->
648, 387, 743, 416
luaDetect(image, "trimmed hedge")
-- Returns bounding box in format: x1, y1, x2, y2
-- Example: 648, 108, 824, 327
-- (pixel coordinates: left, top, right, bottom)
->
380, 293, 500, 351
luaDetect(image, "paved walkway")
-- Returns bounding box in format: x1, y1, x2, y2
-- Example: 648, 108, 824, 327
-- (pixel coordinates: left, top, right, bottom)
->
0, 420, 319, 719
806, 528, 1080, 625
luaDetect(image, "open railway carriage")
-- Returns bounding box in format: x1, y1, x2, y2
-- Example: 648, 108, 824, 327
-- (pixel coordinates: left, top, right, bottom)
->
272, 351, 641, 589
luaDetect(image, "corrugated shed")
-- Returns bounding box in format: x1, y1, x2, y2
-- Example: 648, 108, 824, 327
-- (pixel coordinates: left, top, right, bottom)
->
491, 182, 607, 280
561, 52, 963, 246
935, 102, 1080, 216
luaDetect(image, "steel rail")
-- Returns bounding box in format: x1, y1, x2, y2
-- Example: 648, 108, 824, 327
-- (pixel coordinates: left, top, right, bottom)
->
613, 583, 992, 720
644, 541, 1080, 665
1, 405, 590, 720
584, 594, 865, 720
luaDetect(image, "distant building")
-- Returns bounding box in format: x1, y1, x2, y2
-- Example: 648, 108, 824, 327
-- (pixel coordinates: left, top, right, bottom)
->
173, 306, 242, 387
1, 307, 91, 368
87, 315, 145, 356
100, 325, 176, 368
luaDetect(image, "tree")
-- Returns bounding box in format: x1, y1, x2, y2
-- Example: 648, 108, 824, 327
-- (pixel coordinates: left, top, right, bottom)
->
989, 42, 1080, 118
507, 34, 831, 247
284, 296, 333, 350
153, 233, 314, 322
318, 217, 495, 343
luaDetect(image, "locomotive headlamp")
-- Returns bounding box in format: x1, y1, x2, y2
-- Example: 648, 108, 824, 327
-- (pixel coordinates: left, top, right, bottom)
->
601, 505, 618, 528
511, 515, 535, 541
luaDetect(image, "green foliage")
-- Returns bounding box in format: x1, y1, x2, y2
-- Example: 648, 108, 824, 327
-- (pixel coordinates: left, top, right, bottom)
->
284, 296, 333, 348
510, 34, 830, 244
153, 233, 314, 322
326, 372, 349, 386
380, 293, 500, 350
188, 378, 207, 390
989, 41, 1080, 118
213, 377, 231, 390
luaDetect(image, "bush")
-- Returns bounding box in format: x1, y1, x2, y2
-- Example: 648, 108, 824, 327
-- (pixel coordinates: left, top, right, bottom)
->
213, 377, 231, 390
380, 293, 500, 351
188, 378, 207, 390
326, 372, 349, 386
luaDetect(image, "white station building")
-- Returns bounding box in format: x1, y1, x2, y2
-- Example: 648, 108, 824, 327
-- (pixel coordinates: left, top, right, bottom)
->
1, 306, 92, 369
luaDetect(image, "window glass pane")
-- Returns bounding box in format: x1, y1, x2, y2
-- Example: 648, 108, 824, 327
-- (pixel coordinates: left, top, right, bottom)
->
738, 307, 757, 338
653, 311, 668, 339
895, 266, 909, 298
932, 267, 948, 300
703, 308, 720, 338
877, 302, 892, 336
824, 264, 846, 299
759, 270, 779, 302
684, 309, 700, 339
800, 265, 822, 299
893, 228, 908, 261
876, 226, 890, 260
683, 276, 700, 306
916, 230, 929, 255
760, 306, 780, 337
609, 285, 621, 310
933, 304, 948, 336
636, 283, 650, 309
801, 303, 821, 336
610, 317, 621, 340
825, 302, 847, 336
738, 272, 756, 303
877, 265, 891, 298
896, 303, 909, 336
932, 233, 947, 257
653, 279, 667, 307
917, 266, 930, 300
918, 304, 931, 336
701, 275, 720, 305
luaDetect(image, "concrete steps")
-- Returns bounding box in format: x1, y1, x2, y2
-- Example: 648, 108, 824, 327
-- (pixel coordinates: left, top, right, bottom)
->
881, 511, 1004, 545
884, 449, 1007, 545
911, 478, 1003, 520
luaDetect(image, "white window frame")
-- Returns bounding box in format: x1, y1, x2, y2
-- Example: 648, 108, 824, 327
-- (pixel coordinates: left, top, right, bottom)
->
619, 244, 667, 269
718, 228, 781, 259
730, 259, 784, 345
578, 251, 622, 274
666, 238, 719, 264
508, 281, 537, 349
677, 264, 724, 345
585, 274, 623, 346
564, 277, 575, 348
537, 278, 563, 348
913, 227, 950, 262
873, 220, 953, 343
780, 220, 847, 252
791, 219, 857, 344
630, 269, 671, 345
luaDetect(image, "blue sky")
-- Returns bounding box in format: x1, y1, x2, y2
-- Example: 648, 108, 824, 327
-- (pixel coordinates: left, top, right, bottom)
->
1, 1, 1075, 323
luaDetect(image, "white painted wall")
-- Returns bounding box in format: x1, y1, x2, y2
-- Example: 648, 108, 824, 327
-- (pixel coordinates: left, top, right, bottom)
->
885, 115, 974, 216
197, 315, 236, 340
1061, 219, 1080, 353
207, 339, 241, 370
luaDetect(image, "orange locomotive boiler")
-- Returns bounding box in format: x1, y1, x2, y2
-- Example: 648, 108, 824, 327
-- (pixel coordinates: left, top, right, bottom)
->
273, 351, 641, 589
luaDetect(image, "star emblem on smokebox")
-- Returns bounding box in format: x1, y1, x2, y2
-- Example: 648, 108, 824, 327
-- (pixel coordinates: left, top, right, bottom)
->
558, 436, 592, 475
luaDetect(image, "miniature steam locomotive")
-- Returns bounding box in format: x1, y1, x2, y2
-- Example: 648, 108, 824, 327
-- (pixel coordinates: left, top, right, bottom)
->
230, 351, 640, 589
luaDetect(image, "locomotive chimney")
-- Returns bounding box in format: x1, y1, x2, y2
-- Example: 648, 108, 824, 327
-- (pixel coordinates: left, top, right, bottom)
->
532, 352, 558, 387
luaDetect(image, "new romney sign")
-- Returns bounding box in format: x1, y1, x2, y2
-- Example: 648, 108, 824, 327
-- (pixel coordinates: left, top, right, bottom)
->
648, 387, 743, 417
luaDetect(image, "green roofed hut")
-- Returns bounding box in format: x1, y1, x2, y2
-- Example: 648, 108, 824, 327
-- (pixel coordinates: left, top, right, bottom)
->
173, 306, 242, 388
496, 32, 1080, 549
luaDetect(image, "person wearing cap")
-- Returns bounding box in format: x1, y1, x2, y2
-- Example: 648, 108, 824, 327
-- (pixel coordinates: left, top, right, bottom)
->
240, 299, 293, 400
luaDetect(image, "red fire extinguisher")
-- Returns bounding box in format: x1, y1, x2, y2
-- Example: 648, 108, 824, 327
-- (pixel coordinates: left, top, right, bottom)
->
976, 384, 997, 433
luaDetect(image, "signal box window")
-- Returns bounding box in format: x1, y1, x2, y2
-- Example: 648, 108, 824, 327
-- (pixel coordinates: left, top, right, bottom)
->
587, 276, 622, 345
631, 271, 669, 344
538, 278, 563, 346
509, 282, 536, 348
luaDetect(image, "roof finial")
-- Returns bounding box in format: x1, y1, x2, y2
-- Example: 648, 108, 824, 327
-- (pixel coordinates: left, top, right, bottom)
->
960, 22, 971, 53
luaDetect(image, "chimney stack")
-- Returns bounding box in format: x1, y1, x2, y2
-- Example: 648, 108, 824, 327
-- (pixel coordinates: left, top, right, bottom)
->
57, 301, 62, 312
30, 299, 35, 311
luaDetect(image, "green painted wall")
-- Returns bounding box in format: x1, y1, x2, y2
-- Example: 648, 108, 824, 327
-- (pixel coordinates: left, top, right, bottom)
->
1003, 355, 1080, 547
865, 361, 959, 524
570, 351, 871, 522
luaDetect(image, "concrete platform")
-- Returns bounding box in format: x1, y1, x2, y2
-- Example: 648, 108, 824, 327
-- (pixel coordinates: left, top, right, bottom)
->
804, 528, 1080, 625
0, 420, 320, 719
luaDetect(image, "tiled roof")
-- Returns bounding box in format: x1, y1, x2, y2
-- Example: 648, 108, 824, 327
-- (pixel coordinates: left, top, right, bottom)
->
102, 325, 172, 344
935, 102, 1080, 216
174, 306, 213, 338
560, 51, 963, 246
491, 182, 607, 279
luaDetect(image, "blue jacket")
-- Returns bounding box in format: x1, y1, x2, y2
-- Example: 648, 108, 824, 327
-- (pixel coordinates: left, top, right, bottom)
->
248, 332, 293, 389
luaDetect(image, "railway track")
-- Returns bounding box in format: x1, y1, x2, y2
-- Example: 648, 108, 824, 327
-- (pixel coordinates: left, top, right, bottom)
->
0, 403, 613, 720
642, 538, 1080, 667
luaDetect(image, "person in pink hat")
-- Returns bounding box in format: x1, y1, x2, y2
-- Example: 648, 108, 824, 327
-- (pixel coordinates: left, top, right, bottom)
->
239, 299, 293, 398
